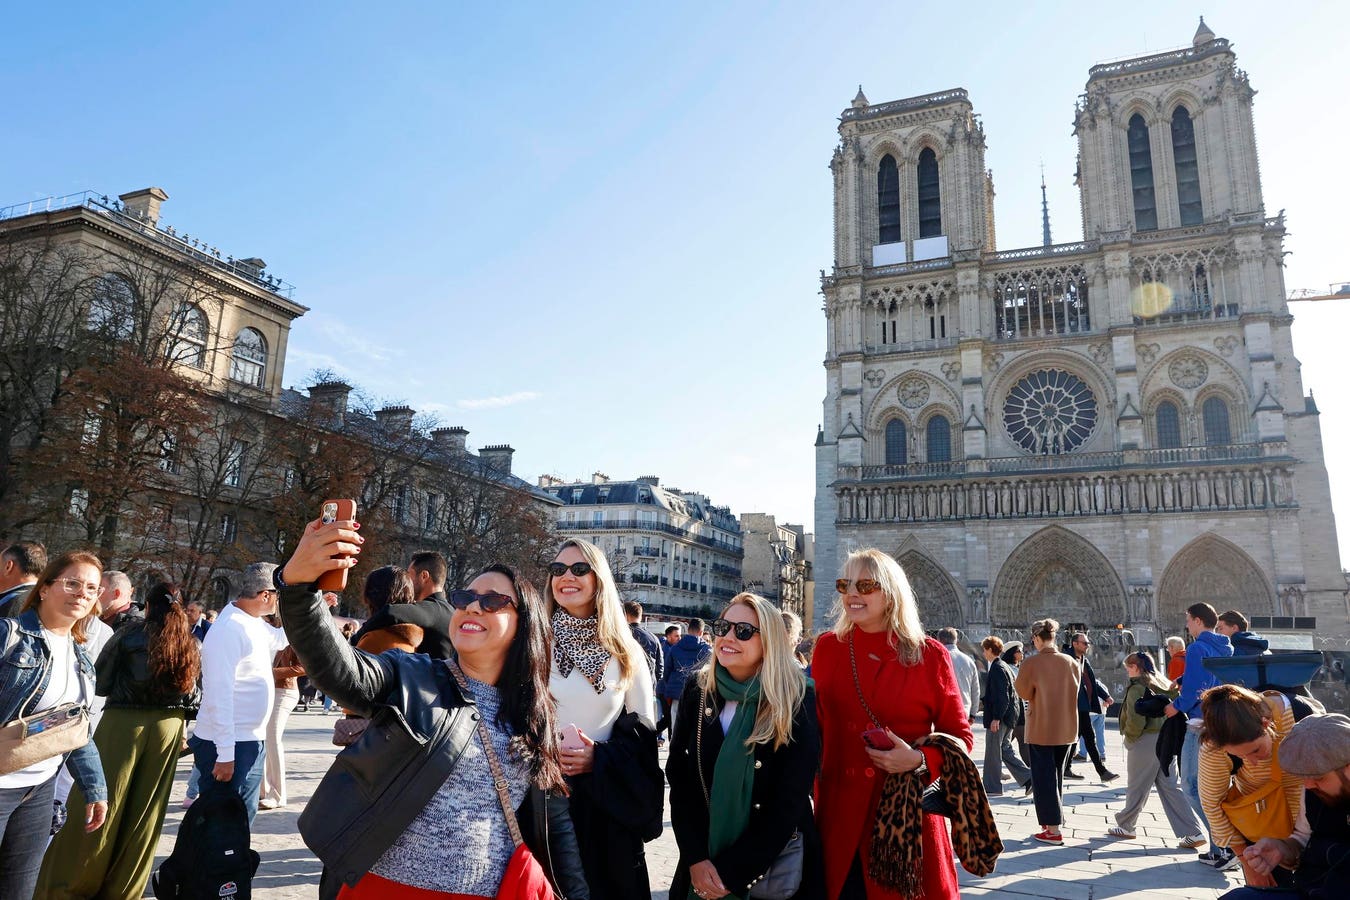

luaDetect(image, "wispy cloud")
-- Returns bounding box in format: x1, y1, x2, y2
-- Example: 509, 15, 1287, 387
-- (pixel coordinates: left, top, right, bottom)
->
457, 391, 542, 410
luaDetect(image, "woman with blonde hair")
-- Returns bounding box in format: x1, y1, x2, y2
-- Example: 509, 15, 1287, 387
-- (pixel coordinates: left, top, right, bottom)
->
812, 548, 973, 899
1105, 651, 1203, 844
546, 537, 661, 899
667, 592, 823, 899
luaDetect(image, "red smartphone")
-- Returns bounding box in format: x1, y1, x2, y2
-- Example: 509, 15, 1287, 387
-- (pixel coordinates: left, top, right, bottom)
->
862, 727, 895, 750
316, 499, 357, 593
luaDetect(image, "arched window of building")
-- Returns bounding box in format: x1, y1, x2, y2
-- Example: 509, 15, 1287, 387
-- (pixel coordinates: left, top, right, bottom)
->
1127, 114, 1157, 231
884, 419, 907, 466
229, 327, 267, 388
926, 415, 951, 462
1171, 107, 1203, 226
89, 273, 136, 339
1155, 400, 1182, 448
917, 147, 942, 238
877, 154, 901, 244
169, 303, 208, 368
1202, 396, 1231, 445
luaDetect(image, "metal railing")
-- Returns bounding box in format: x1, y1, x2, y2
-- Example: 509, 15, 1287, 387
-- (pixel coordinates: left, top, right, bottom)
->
557, 517, 739, 552
855, 441, 1268, 481
840, 88, 969, 121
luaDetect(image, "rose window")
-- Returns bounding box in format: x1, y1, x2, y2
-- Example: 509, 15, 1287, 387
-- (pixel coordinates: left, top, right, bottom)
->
1002, 369, 1098, 454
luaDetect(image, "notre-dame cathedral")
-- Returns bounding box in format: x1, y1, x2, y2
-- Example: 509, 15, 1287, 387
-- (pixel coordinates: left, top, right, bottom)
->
812, 20, 1346, 703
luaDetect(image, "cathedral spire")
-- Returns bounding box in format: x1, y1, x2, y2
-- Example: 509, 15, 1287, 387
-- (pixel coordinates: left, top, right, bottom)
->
1040, 161, 1053, 248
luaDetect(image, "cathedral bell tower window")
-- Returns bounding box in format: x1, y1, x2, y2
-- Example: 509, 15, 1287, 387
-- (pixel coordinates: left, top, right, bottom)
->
1171, 107, 1203, 226
1127, 114, 1157, 231
878, 155, 902, 244
917, 148, 942, 239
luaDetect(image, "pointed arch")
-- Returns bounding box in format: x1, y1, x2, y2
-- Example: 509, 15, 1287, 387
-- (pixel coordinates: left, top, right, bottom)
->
1156, 534, 1273, 635
1127, 113, 1157, 231
877, 154, 901, 244
916, 146, 942, 239
897, 547, 963, 630
1171, 105, 1203, 225
991, 525, 1127, 628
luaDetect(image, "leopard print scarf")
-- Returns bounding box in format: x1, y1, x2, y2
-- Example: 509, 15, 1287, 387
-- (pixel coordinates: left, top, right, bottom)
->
871, 732, 1003, 896
551, 607, 611, 694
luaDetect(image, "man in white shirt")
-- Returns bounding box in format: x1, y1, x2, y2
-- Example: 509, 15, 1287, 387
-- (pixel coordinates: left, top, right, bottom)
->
937, 626, 981, 721
190, 562, 287, 825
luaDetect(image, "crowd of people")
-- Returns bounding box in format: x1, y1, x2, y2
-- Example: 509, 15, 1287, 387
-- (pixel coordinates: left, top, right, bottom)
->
1, 527, 1347, 900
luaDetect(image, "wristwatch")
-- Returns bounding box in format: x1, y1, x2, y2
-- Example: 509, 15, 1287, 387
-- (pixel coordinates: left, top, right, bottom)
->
911, 753, 929, 779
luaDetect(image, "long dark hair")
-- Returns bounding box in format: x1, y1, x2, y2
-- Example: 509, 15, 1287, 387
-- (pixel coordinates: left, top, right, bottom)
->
362, 565, 414, 616
143, 582, 200, 697
477, 563, 564, 792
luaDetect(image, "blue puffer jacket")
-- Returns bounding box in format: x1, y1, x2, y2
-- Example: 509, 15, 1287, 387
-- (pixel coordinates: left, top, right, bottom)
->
0, 610, 106, 801
658, 635, 710, 701
1174, 629, 1232, 718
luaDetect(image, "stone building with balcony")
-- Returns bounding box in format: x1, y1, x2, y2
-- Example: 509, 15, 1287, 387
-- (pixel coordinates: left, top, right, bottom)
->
740, 513, 813, 621
812, 21, 1346, 680
541, 473, 744, 619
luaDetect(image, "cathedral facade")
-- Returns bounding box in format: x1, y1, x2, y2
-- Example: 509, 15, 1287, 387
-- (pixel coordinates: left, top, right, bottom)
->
812, 21, 1346, 694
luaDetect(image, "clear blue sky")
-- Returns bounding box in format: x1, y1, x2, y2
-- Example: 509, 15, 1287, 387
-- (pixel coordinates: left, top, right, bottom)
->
5, 2, 1348, 561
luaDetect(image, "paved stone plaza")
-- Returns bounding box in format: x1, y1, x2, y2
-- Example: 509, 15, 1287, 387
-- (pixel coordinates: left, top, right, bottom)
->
149, 713, 1246, 898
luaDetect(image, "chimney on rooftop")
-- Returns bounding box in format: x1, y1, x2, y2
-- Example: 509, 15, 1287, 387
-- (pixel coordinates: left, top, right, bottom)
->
592, 472, 609, 484
636, 475, 660, 486
431, 426, 469, 453
307, 380, 353, 427
236, 258, 267, 278
118, 187, 169, 226
374, 405, 415, 433
479, 444, 515, 474
538, 474, 564, 488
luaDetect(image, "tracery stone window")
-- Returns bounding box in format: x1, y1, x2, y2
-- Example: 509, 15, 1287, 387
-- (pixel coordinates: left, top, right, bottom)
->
1202, 396, 1231, 445
926, 415, 951, 462
1155, 400, 1182, 449
1171, 107, 1203, 226
1002, 369, 1098, 454
992, 265, 1091, 340
877, 154, 901, 244
1127, 113, 1157, 231
884, 419, 907, 465
917, 147, 941, 238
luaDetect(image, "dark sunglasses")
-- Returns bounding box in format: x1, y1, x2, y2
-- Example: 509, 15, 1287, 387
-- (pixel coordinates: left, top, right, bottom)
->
547, 561, 593, 578
448, 589, 517, 613
710, 618, 761, 641
836, 578, 881, 595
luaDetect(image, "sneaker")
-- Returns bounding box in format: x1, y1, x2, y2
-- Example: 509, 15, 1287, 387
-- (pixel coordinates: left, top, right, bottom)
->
1106, 826, 1136, 839
1098, 770, 1120, 783
1033, 829, 1063, 844
1177, 833, 1206, 850
1064, 769, 1086, 780
1073, 754, 1088, 762
1196, 850, 1229, 866
1215, 850, 1241, 872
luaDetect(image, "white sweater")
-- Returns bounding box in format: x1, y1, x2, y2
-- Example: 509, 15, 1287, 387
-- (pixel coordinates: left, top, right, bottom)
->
194, 603, 288, 762
551, 657, 656, 742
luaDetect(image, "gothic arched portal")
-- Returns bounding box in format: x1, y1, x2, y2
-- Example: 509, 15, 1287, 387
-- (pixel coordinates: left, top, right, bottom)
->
898, 550, 964, 631
991, 526, 1128, 628
1156, 534, 1273, 637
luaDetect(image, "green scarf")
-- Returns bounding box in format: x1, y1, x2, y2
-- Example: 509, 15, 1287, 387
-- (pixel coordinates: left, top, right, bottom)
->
690, 665, 762, 900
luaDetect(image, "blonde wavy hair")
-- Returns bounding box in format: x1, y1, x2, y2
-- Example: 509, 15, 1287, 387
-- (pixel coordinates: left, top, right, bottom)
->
831, 548, 927, 666
697, 592, 807, 750
547, 538, 642, 690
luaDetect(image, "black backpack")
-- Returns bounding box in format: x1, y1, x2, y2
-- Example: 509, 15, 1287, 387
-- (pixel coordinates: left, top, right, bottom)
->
153, 788, 260, 899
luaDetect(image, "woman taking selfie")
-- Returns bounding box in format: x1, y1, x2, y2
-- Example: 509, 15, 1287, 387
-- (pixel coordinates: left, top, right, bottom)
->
667, 592, 823, 900
0, 551, 108, 899
546, 538, 661, 899
37, 581, 201, 898
277, 517, 589, 899
812, 548, 972, 900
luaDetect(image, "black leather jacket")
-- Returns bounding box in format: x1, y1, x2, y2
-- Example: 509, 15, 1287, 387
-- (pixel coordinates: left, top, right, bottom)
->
278, 581, 589, 899
95, 620, 200, 711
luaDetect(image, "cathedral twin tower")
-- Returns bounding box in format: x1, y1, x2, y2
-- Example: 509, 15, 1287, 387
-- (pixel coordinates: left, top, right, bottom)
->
813, 20, 1344, 660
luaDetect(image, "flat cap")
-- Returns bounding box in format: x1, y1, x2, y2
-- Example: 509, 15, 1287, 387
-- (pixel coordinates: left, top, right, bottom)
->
1279, 713, 1350, 776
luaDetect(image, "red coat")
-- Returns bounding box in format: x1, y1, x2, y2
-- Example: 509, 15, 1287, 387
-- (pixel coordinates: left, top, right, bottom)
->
813, 630, 973, 899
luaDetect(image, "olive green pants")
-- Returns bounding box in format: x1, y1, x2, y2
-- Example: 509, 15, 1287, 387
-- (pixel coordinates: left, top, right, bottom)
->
34, 707, 187, 900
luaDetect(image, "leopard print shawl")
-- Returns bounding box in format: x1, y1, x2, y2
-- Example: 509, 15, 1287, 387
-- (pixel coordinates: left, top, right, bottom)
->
551, 607, 611, 694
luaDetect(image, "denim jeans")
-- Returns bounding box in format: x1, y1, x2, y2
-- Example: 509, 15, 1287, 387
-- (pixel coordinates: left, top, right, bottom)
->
0, 774, 57, 900
190, 735, 265, 826
1179, 726, 1214, 852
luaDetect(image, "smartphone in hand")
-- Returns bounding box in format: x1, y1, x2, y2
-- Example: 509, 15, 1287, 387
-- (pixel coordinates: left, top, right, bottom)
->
862, 727, 895, 750
560, 723, 585, 750
317, 499, 358, 592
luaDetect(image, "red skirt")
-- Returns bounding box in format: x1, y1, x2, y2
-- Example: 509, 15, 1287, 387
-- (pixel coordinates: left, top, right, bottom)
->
338, 872, 485, 899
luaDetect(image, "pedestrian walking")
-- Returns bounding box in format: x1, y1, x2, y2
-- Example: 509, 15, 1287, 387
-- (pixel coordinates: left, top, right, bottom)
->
657, 624, 682, 741
0, 540, 45, 618
276, 516, 589, 899
0, 550, 107, 899
813, 548, 973, 899
938, 627, 980, 722
1001, 641, 1031, 766
667, 592, 824, 900
36, 581, 200, 899
1104, 651, 1203, 846
666, 619, 713, 738
547, 538, 661, 900
980, 636, 1032, 795
1064, 632, 1119, 783
1016, 617, 1080, 845
260, 636, 303, 810
1166, 635, 1187, 685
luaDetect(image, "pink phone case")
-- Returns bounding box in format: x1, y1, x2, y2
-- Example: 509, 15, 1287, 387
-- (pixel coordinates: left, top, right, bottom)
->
561, 724, 584, 750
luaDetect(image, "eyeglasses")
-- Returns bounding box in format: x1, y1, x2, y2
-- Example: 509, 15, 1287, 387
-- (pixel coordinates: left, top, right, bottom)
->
710, 619, 761, 641
55, 578, 101, 598
547, 561, 593, 578
835, 578, 881, 595
448, 589, 517, 613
